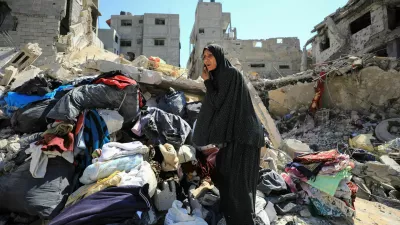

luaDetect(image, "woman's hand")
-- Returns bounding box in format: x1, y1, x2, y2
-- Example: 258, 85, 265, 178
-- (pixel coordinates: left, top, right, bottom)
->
202, 66, 210, 80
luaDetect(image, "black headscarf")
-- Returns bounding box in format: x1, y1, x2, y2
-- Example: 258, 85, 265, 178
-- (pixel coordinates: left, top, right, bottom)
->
192, 44, 264, 148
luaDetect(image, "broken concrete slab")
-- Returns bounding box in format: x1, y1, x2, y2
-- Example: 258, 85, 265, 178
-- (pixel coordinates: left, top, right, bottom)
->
380, 155, 400, 175
10, 66, 42, 90
0, 66, 18, 86
43, 64, 72, 81
85, 60, 163, 85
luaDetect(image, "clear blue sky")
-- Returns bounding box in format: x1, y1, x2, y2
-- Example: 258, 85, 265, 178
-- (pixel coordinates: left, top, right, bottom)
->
99, 0, 348, 67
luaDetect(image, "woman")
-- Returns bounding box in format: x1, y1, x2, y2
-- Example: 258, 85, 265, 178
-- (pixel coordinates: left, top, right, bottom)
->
192, 44, 265, 225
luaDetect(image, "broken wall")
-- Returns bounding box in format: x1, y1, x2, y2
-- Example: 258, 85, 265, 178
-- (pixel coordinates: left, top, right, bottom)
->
312, 1, 388, 63
0, 0, 68, 65
268, 66, 400, 116
222, 38, 302, 79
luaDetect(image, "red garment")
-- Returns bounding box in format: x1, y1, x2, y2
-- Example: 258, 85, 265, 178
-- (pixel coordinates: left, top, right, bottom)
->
281, 173, 298, 193
94, 75, 137, 89
37, 133, 74, 152
309, 72, 326, 115
75, 113, 85, 136
293, 149, 340, 164
197, 148, 219, 180
347, 181, 358, 209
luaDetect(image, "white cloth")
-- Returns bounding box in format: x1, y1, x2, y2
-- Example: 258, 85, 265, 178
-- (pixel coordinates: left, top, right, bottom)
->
160, 144, 179, 172
25, 143, 74, 178
118, 161, 157, 197
93, 141, 149, 163
164, 200, 207, 225
177, 145, 197, 163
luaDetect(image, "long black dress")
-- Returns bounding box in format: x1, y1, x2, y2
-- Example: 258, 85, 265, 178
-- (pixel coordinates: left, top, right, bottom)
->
192, 44, 265, 225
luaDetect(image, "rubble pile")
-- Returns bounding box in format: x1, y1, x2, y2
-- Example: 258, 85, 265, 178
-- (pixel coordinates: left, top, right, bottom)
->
0, 42, 399, 225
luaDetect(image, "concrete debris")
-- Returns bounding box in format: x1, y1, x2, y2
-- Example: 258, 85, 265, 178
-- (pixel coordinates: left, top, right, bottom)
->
0, 66, 17, 86
5, 43, 42, 72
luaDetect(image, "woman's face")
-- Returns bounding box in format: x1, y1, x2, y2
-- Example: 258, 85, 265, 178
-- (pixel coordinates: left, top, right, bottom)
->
203, 49, 217, 71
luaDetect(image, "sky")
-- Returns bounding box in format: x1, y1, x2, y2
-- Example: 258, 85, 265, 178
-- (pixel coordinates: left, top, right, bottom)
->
99, 0, 349, 67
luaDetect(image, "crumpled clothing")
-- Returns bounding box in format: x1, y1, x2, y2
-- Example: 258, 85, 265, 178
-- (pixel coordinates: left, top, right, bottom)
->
159, 143, 179, 172
79, 154, 143, 185
37, 133, 74, 152
93, 75, 137, 90
42, 122, 74, 137
281, 173, 297, 193
1, 85, 73, 116
301, 183, 355, 218
65, 171, 122, 208
334, 179, 352, 200
285, 162, 324, 181
293, 149, 340, 165
140, 107, 191, 147
197, 148, 219, 179
13, 76, 62, 96
92, 141, 149, 163
257, 168, 287, 195
307, 168, 352, 196
118, 161, 157, 197
177, 145, 197, 163
25, 143, 74, 178
320, 157, 354, 175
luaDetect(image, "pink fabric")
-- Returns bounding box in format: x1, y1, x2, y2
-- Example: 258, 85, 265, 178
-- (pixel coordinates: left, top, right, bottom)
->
284, 167, 308, 182
281, 173, 297, 193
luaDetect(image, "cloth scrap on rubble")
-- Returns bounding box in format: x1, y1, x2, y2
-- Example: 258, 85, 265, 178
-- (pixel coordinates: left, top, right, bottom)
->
285, 162, 324, 181
1, 85, 73, 116
42, 122, 74, 137
118, 161, 157, 197
293, 149, 340, 165
25, 143, 74, 178
37, 133, 74, 152
92, 141, 149, 163
49, 185, 151, 225
93, 75, 137, 90
306, 168, 352, 196
47, 83, 138, 122
159, 143, 179, 172
140, 107, 191, 146
257, 168, 287, 195
301, 183, 355, 218
79, 154, 143, 185
83, 110, 110, 167
197, 147, 219, 179
13, 76, 63, 96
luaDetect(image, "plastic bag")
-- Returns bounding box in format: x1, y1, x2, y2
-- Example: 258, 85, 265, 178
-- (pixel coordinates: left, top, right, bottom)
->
157, 90, 187, 117
97, 109, 124, 134
164, 200, 207, 225
349, 134, 375, 152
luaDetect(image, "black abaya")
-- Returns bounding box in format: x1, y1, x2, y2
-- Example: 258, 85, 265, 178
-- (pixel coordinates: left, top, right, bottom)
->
192, 44, 265, 225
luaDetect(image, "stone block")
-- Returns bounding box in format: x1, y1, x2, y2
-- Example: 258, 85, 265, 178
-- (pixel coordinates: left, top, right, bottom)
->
5, 43, 42, 71
0, 66, 18, 86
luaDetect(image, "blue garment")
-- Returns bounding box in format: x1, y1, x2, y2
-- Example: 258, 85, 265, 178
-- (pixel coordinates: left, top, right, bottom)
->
82, 110, 110, 168
1, 85, 73, 116
49, 185, 151, 225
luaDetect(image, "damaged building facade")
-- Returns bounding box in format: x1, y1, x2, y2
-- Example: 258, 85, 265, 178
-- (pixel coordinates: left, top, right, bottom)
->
307, 0, 400, 65
99, 12, 180, 66
187, 0, 302, 79
0, 0, 103, 65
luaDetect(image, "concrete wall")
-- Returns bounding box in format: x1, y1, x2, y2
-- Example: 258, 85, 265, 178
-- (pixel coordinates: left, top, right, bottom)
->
222, 38, 302, 79
110, 13, 180, 66
312, 2, 389, 63
188, 1, 301, 79
268, 66, 400, 116
0, 0, 68, 65
142, 14, 180, 66
98, 29, 119, 53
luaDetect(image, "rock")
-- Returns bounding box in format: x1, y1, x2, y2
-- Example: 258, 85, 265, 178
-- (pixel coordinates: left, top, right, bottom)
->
6, 142, 21, 153
281, 139, 312, 159
299, 208, 311, 217
381, 182, 396, 191
370, 183, 387, 198
0, 66, 18, 86
352, 161, 367, 177
380, 155, 400, 175
353, 176, 371, 200
0, 139, 8, 150
389, 190, 400, 200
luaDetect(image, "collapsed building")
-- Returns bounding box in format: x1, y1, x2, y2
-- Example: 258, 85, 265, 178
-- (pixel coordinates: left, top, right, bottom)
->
302, 0, 400, 70
0, 0, 103, 66
186, 0, 302, 79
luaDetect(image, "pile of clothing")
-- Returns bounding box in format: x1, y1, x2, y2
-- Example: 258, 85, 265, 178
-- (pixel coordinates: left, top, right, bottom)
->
282, 149, 357, 218
0, 69, 232, 225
